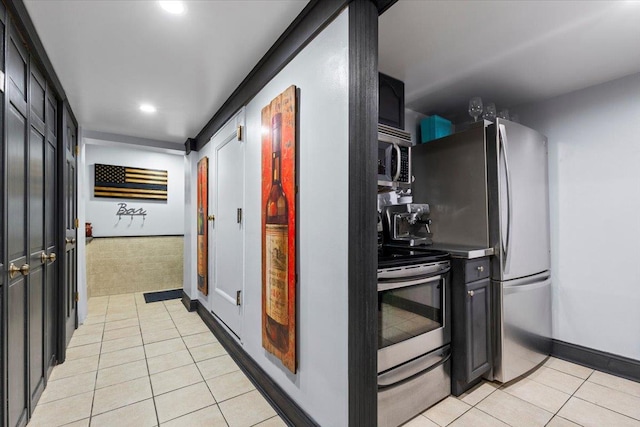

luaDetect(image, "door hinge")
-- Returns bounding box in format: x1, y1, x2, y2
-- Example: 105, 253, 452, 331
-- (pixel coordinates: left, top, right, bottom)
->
236, 125, 243, 141
236, 290, 242, 306
75, 145, 80, 156
75, 218, 79, 228
75, 292, 79, 302
237, 208, 242, 224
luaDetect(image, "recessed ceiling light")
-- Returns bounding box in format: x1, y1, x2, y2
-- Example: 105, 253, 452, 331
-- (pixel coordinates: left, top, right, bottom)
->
159, 1, 186, 15
140, 104, 157, 114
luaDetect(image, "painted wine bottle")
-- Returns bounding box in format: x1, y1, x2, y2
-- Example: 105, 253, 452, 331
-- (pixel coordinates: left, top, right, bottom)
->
265, 111, 289, 352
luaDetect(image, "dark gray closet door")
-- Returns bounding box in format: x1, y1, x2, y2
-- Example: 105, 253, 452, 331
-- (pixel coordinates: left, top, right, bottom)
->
7, 25, 29, 427
28, 64, 47, 410
44, 89, 58, 378
62, 107, 77, 347
0, 11, 6, 427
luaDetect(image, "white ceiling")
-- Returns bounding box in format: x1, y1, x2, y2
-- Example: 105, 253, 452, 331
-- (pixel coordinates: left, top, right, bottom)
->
379, 0, 640, 123
24, 0, 309, 144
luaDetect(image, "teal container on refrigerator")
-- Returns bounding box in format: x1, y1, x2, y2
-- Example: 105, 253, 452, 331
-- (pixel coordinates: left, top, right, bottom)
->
420, 115, 452, 143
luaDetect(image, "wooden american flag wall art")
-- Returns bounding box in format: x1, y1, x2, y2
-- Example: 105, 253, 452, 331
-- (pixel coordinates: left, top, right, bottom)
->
94, 164, 168, 201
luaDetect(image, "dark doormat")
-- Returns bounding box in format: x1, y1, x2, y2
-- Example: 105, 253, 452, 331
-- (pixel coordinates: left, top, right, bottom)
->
144, 289, 182, 303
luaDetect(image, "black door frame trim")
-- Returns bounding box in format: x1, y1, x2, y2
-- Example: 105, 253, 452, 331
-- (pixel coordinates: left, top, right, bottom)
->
348, 1, 379, 425
552, 339, 640, 383
1, 5, 8, 427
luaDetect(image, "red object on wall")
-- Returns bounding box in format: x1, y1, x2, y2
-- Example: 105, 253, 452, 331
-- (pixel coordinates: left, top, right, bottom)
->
261, 85, 297, 373
197, 157, 208, 295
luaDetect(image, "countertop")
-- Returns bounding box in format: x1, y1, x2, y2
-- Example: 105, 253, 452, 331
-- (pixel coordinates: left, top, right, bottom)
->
430, 243, 494, 259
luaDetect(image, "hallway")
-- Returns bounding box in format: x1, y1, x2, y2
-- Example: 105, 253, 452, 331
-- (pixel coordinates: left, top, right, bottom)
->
28, 293, 285, 427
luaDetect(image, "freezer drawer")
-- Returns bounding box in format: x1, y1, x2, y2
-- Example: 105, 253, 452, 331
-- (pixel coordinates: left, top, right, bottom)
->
378, 345, 451, 427
493, 273, 551, 383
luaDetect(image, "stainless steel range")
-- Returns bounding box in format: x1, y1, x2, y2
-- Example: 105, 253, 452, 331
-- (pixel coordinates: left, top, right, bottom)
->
377, 231, 452, 426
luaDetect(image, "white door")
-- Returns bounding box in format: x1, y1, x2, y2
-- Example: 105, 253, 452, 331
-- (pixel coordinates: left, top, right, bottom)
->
211, 120, 244, 339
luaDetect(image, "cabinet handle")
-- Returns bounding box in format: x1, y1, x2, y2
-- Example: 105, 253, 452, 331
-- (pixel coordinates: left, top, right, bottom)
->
477, 266, 484, 273
468, 290, 475, 297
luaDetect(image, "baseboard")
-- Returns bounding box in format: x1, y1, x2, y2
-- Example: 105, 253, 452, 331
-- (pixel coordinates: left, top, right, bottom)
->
195, 303, 319, 427
181, 291, 198, 312
552, 339, 640, 382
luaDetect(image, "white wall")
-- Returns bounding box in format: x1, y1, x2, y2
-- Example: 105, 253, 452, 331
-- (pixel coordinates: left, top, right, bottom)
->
84, 141, 185, 237
186, 10, 349, 425
514, 72, 640, 361
77, 128, 88, 322
183, 152, 197, 300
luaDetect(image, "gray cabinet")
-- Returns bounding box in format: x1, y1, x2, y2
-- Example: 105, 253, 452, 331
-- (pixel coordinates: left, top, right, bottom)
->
451, 257, 492, 395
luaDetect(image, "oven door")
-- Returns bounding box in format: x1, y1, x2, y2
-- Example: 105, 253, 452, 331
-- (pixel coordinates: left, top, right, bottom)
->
378, 271, 450, 373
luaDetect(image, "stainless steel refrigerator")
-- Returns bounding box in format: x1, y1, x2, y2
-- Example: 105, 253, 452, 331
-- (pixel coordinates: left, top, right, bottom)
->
412, 119, 551, 383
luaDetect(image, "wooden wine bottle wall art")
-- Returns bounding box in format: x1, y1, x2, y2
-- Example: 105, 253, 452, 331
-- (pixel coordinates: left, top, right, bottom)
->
197, 157, 208, 296
261, 85, 297, 373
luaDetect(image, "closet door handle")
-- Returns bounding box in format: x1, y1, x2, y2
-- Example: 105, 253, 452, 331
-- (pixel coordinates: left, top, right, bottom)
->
9, 263, 20, 279
41, 252, 57, 263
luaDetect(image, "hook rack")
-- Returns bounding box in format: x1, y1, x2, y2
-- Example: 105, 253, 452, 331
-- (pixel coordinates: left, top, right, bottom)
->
116, 202, 147, 221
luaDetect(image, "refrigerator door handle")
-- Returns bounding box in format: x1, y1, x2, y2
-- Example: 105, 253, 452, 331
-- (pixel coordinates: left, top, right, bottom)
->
504, 278, 551, 293
503, 273, 551, 290
499, 124, 513, 275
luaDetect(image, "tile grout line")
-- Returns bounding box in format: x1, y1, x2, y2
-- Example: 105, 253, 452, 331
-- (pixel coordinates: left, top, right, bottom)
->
163, 300, 229, 426
87, 294, 111, 427
543, 369, 590, 426
91, 293, 150, 423
542, 380, 586, 427
40, 293, 284, 427
570, 395, 640, 423
478, 386, 556, 425
473, 406, 518, 427
141, 296, 163, 426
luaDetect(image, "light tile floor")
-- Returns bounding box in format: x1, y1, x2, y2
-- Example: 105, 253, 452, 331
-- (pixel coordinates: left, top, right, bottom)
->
30, 291, 640, 427
29, 292, 285, 427
405, 356, 640, 427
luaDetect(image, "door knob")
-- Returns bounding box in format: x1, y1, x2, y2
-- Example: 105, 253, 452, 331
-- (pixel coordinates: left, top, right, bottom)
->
10, 264, 30, 277
477, 266, 484, 272
9, 263, 20, 279
66, 238, 76, 244
468, 290, 475, 297
207, 215, 215, 221
41, 252, 57, 263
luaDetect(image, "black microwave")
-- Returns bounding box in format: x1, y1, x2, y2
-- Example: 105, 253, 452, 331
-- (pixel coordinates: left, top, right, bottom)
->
377, 124, 412, 188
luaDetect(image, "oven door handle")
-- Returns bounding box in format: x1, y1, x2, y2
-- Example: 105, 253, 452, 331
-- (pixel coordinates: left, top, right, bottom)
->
378, 274, 443, 292
378, 348, 451, 390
